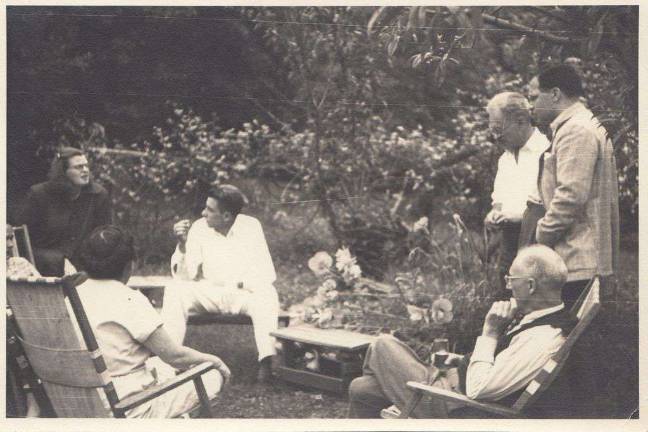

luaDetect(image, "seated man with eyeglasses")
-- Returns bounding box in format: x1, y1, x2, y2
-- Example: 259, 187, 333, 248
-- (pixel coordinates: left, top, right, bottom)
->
348, 244, 575, 418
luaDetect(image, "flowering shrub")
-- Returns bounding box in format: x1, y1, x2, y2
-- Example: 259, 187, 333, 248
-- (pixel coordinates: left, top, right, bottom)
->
290, 214, 497, 361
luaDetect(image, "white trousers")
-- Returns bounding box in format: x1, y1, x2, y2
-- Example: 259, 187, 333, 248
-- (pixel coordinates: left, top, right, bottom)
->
160, 279, 279, 361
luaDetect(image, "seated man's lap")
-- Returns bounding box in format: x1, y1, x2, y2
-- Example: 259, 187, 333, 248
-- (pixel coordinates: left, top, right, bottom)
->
166, 279, 278, 316
359, 335, 459, 418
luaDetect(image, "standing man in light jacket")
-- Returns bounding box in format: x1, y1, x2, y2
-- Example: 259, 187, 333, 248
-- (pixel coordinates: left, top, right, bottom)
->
529, 64, 619, 309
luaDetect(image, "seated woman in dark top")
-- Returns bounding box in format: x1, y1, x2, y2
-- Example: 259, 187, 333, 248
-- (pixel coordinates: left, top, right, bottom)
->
16, 147, 112, 276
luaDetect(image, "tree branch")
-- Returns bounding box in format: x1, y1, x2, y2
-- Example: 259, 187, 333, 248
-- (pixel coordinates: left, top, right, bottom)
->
481, 12, 574, 45
524, 6, 572, 25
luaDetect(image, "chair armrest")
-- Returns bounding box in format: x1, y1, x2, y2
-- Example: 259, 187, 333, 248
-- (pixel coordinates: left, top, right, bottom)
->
406, 381, 523, 418
114, 362, 215, 414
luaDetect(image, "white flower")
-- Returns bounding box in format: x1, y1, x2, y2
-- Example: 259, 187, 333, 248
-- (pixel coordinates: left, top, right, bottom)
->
412, 216, 429, 233
431, 298, 454, 324
335, 247, 357, 271
317, 309, 334, 326
322, 278, 337, 291
308, 251, 333, 276
325, 290, 339, 301
343, 264, 362, 281
406, 304, 426, 322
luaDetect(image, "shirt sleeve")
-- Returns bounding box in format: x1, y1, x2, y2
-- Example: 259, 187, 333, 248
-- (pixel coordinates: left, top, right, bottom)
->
111, 290, 163, 343
536, 124, 598, 247
491, 155, 506, 207
466, 327, 565, 401
170, 221, 202, 280
239, 217, 276, 289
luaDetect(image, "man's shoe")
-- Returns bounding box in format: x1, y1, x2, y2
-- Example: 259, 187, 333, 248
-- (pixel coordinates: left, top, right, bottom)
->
256, 357, 274, 384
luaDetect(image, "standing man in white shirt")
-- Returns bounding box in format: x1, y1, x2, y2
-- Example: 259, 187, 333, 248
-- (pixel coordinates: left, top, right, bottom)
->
161, 184, 280, 383
348, 245, 572, 418
484, 92, 551, 297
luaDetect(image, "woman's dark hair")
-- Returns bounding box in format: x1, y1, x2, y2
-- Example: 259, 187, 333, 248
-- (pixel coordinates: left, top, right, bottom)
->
48, 147, 86, 181
538, 64, 584, 98
207, 184, 248, 217
78, 225, 135, 279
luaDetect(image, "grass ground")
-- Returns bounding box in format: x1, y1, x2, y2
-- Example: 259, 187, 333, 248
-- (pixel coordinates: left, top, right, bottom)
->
185, 324, 348, 418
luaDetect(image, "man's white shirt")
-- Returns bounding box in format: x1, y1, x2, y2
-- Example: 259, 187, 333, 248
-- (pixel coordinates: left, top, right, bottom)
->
466, 303, 566, 401
491, 128, 551, 217
171, 214, 276, 290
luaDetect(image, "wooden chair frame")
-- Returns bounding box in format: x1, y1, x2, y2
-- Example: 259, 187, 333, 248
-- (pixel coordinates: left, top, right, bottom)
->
394, 276, 601, 419
6, 274, 217, 418
7, 224, 36, 265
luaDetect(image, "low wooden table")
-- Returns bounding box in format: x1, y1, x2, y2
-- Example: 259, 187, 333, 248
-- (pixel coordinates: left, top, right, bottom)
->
270, 326, 377, 394
127, 275, 290, 327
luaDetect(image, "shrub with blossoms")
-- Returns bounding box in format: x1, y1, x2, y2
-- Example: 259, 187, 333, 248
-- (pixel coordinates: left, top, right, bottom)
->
290, 213, 496, 361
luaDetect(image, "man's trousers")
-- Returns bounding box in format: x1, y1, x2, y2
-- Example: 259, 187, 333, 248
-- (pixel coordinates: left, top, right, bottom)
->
348, 334, 459, 418
160, 279, 279, 361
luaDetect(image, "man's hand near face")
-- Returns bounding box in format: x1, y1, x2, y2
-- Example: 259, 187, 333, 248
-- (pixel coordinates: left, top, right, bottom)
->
482, 300, 518, 339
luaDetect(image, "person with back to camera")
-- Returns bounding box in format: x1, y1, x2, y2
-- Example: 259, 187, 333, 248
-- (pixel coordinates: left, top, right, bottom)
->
15, 147, 112, 276
76, 225, 230, 418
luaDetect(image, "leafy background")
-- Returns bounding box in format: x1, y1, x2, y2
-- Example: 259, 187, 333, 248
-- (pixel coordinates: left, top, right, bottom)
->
6, 6, 638, 418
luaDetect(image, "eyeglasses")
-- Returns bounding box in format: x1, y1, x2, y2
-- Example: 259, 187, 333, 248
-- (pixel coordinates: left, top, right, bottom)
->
504, 274, 535, 287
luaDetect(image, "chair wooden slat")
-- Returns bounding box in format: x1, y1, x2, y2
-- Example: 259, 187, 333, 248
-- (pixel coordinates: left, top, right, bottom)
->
6, 277, 112, 417
512, 277, 600, 412
19, 341, 106, 388
7, 224, 36, 265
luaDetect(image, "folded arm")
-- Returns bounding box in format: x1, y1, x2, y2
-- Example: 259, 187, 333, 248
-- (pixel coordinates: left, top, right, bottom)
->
466, 328, 563, 401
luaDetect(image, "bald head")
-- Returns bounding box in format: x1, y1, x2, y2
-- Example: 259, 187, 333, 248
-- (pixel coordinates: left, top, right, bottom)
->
486, 92, 534, 152
487, 92, 531, 119
508, 245, 567, 312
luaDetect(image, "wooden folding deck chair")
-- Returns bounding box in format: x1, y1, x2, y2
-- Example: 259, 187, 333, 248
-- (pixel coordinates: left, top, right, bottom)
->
390, 276, 601, 419
6, 274, 218, 418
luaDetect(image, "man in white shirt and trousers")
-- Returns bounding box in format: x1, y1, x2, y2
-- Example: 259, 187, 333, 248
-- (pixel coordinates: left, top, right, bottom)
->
484, 92, 550, 298
161, 184, 279, 383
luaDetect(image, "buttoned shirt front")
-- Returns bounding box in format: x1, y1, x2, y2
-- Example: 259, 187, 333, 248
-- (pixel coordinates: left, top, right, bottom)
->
171, 214, 276, 290
466, 303, 566, 401
491, 128, 551, 219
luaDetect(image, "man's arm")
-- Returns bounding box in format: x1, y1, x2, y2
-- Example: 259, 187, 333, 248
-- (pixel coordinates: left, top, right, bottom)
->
170, 220, 202, 280
485, 157, 505, 226
465, 327, 564, 401
536, 125, 598, 246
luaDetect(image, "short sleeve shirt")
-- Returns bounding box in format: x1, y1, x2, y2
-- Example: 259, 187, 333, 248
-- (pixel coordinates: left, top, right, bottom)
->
76, 278, 163, 377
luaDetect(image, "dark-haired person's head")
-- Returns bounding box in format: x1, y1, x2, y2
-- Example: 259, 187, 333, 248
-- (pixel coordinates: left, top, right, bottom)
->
78, 225, 135, 280
48, 147, 91, 188
529, 65, 583, 126
202, 184, 248, 231
538, 65, 583, 99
